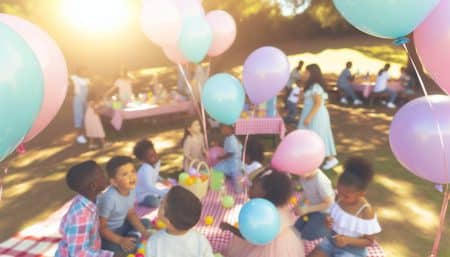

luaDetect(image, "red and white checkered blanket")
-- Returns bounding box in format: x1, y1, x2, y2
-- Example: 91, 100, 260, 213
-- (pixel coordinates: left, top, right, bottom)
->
0, 183, 385, 257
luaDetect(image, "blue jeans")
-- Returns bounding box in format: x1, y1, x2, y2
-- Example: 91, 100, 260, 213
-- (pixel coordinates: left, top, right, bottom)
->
285, 100, 298, 123
319, 233, 367, 257
101, 219, 150, 255
73, 95, 86, 129
377, 88, 398, 103
294, 212, 330, 240
339, 84, 359, 101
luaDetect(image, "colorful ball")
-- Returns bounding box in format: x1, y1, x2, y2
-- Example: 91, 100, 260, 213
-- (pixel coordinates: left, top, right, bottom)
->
137, 248, 145, 254
204, 215, 214, 225
127, 254, 135, 257
302, 215, 309, 222
178, 172, 189, 184
186, 177, 195, 185
289, 196, 298, 206
156, 219, 167, 229
221, 195, 235, 209
136, 253, 144, 257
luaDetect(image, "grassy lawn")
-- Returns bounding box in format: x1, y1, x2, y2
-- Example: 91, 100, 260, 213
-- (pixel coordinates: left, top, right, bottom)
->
1, 36, 448, 257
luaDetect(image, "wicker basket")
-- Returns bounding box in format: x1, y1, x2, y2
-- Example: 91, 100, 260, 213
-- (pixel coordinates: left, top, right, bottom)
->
181, 160, 210, 200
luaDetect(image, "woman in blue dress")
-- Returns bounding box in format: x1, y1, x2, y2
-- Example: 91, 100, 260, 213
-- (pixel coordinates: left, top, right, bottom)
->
297, 64, 338, 170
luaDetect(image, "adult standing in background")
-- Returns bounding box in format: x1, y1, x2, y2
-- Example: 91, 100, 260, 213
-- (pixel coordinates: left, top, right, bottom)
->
71, 67, 90, 144
297, 64, 339, 170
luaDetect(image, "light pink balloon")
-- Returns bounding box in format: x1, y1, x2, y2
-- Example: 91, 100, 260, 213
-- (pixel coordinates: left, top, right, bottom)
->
414, 0, 450, 94
271, 130, 325, 175
0, 14, 68, 142
141, 0, 182, 47
163, 45, 188, 64
206, 10, 237, 57
171, 0, 205, 18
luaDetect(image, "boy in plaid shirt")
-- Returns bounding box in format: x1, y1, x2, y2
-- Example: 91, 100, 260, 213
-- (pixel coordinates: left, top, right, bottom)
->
55, 160, 112, 257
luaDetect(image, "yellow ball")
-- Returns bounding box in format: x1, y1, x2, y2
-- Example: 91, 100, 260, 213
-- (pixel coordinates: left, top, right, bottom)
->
186, 177, 195, 186
204, 215, 214, 226
137, 248, 145, 254
303, 215, 309, 222
234, 222, 239, 228
127, 254, 135, 257
156, 220, 167, 229
289, 196, 298, 206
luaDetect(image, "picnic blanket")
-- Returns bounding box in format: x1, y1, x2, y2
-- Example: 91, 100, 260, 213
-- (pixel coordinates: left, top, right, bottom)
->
0, 182, 385, 257
235, 117, 286, 139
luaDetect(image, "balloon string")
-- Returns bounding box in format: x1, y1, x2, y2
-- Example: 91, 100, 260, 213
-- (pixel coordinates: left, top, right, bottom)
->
241, 107, 255, 198
177, 64, 209, 152
402, 43, 450, 257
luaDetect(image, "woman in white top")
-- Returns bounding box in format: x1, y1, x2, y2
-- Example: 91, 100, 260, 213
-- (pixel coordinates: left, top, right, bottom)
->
374, 63, 398, 109
106, 66, 135, 104
309, 158, 381, 257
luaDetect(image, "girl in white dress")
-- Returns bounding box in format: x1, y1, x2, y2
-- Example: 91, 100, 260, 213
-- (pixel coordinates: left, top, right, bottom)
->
308, 157, 381, 257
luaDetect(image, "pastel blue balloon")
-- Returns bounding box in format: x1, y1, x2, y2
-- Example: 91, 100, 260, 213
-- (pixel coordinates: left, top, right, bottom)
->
333, 0, 439, 39
178, 16, 212, 63
239, 198, 280, 245
0, 23, 44, 161
202, 73, 245, 125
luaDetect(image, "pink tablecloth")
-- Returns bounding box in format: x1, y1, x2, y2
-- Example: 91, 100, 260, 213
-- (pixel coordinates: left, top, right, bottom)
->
352, 81, 404, 98
98, 101, 195, 130
235, 117, 286, 139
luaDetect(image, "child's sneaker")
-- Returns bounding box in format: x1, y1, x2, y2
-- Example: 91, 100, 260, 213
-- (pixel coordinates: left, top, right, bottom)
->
76, 135, 87, 144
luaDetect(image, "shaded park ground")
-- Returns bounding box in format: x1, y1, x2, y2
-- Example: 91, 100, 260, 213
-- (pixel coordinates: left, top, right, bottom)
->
1, 35, 448, 257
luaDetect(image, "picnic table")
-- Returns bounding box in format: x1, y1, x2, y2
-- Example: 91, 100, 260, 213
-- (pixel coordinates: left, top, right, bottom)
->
98, 100, 195, 130
235, 117, 286, 139
352, 78, 405, 98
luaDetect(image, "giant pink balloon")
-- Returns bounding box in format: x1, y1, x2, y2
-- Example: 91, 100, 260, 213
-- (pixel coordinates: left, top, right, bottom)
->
390, 95, 450, 184
206, 10, 236, 57
163, 45, 188, 64
271, 130, 325, 175
0, 14, 68, 142
243, 47, 290, 104
141, 0, 182, 47
414, 0, 450, 94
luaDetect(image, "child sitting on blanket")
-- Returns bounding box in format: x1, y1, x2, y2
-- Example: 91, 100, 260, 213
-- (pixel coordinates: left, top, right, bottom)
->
221, 169, 305, 257
214, 124, 243, 193
146, 186, 215, 257
55, 160, 112, 257
97, 156, 151, 256
244, 139, 264, 176
294, 168, 335, 240
133, 139, 169, 208
308, 158, 381, 257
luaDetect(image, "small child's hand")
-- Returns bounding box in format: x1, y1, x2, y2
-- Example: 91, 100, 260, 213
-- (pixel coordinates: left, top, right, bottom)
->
295, 206, 309, 217
325, 215, 334, 229
119, 237, 136, 252
333, 235, 349, 248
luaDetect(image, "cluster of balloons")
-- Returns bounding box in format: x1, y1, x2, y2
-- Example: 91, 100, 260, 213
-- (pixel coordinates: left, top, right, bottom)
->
0, 14, 68, 162
201, 47, 290, 125
141, 0, 236, 64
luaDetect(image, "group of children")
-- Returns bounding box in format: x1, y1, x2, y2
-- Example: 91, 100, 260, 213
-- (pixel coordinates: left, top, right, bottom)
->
55, 117, 381, 257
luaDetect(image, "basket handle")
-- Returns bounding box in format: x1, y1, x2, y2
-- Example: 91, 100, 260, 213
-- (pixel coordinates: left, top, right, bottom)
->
195, 161, 211, 177
188, 159, 199, 171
